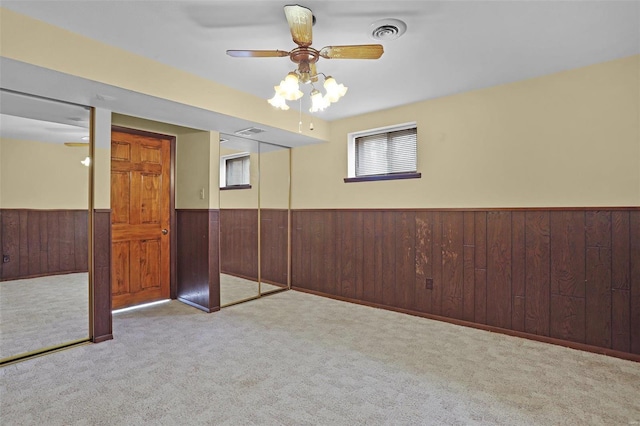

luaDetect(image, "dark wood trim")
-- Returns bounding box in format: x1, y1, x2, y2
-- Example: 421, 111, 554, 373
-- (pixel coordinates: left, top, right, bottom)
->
178, 297, 220, 313
0, 271, 87, 282
170, 134, 177, 300
208, 209, 221, 310
92, 334, 114, 343
176, 209, 220, 312
293, 207, 640, 213
111, 126, 177, 300
92, 209, 112, 343
219, 270, 258, 282
344, 172, 421, 183
292, 286, 640, 363
260, 287, 289, 296
220, 184, 252, 191
0, 208, 91, 212
260, 278, 288, 288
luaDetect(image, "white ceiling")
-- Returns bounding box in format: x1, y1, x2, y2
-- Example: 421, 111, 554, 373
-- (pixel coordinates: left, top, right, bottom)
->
0, 1, 638, 142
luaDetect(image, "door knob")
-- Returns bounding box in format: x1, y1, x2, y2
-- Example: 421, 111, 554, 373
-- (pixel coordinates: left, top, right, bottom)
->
162, 229, 168, 235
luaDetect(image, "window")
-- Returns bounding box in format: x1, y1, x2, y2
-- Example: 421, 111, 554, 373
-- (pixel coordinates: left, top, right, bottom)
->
345, 122, 420, 183
220, 152, 251, 189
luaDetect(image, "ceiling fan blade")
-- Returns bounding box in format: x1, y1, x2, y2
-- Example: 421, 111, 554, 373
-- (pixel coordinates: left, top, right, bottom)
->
226, 50, 289, 58
64, 142, 89, 147
319, 44, 384, 60
284, 4, 313, 47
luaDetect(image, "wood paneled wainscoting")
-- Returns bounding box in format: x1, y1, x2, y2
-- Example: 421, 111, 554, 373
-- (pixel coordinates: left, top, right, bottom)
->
93, 209, 113, 342
220, 209, 258, 282
260, 209, 289, 286
1, 209, 88, 281
291, 209, 640, 361
219, 208, 289, 287
176, 209, 220, 312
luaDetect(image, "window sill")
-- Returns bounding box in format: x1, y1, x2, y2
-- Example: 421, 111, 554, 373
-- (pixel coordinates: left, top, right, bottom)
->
344, 172, 421, 183
220, 184, 252, 191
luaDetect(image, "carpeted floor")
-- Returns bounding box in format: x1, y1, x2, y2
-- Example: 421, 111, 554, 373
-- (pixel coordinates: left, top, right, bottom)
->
0, 273, 89, 361
1, 290, 639, 425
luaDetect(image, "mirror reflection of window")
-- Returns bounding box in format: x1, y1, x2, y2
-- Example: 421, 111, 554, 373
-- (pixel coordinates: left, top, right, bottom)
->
0, 90, 91, 363
223, 153, 250, 187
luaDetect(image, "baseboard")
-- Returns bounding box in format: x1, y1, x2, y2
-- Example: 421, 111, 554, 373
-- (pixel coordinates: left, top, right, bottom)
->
0, 269, 89, 282
178, 297, 220, 313
93, 334, 113, 343
220, 270, 257, 282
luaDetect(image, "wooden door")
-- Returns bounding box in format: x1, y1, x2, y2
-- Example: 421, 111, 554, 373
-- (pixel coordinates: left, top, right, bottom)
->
111, 129, 171, 309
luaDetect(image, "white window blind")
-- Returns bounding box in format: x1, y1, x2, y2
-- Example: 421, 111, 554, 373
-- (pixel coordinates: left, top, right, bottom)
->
225, 155, 250, 186
355, 127, 417, 177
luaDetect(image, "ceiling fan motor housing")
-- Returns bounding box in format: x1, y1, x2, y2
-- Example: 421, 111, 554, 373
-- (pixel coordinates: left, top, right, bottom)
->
289, 47, 320, 65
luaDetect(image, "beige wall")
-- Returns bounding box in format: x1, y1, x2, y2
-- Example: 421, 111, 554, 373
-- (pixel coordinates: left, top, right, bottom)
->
292, 55, 640, 209
260, 147, 290, 209
0, 7, 329, 141
0, 138, 91, 209
176, 130, 220, 209
93, 107, 111, 209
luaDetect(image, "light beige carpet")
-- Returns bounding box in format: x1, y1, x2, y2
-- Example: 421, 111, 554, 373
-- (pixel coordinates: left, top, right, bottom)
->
0, 273, 89, 361
1, 290, 639, 425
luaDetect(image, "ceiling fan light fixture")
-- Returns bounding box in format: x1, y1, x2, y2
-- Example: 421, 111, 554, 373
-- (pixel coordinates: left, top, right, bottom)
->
227, 4, 385, 115
309, 89, 329, 113
268, 92, 290, 110
276, 72, 303, 101
324, 76, 348, 103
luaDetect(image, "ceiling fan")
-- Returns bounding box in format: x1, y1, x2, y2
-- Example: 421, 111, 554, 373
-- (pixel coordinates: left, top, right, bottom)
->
226, 4, 384, 112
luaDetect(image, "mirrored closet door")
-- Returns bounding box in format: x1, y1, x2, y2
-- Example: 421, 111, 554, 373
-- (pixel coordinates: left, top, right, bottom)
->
218, 137, 260, 307
258, 142, 290, 295
0, 90, 91, 362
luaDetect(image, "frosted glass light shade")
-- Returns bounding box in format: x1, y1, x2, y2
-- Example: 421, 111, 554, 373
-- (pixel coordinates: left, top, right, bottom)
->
309, 89, 329, 112
324, 76, 348, 103
268, 92, 290, 110
276, 72, 303, 101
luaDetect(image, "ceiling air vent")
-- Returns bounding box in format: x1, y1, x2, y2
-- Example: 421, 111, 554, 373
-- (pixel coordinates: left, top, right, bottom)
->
234, 127, 266, 137
369, 18, 407, 41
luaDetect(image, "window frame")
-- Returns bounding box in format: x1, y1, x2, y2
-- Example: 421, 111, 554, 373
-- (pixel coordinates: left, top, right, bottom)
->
345, 122, 420, 183
219, 152, 252, 190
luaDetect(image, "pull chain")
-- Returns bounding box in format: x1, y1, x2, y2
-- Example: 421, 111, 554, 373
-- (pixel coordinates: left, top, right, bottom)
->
298, 97, 303, 133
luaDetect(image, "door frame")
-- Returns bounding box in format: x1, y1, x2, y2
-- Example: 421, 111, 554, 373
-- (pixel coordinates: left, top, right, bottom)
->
110, 126, 177, 300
